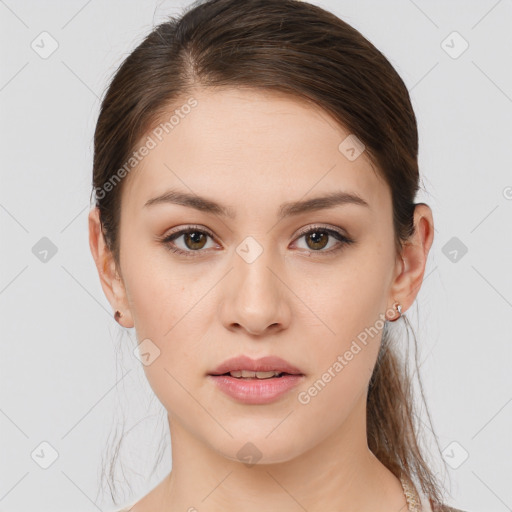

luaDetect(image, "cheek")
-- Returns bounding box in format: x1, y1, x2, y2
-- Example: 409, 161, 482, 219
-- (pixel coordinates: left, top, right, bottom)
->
287, 325, 382, 454
140, 342, 199, 416
327, 284, 387, 363
307, 316, 383, 411
121, 243, 213, 408
311, 256, 391, 352
300, 243, 391, 408
122, 239, 210, 339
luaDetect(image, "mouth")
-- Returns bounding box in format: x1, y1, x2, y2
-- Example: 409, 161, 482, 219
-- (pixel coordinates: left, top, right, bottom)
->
211, 370, 300, 379
208, 354, 305, 378
207, 355, 305, 405
207, 356, 305, 405
207, 372, 305, 404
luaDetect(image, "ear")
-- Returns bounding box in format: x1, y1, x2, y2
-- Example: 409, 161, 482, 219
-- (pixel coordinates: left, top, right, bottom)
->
387, 203, 435, 319
88, 207, 134, 328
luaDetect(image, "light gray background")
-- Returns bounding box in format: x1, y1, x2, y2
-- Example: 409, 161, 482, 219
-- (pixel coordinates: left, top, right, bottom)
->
1, 0, 511, 511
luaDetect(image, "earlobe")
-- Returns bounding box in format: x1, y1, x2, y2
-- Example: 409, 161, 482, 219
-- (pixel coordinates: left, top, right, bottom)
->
386, 301, 403, 322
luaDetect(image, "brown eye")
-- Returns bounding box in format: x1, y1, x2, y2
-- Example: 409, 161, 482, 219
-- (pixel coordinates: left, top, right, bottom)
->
294, 226, 354, 255
183, 231, 208, 250
304, 231, 329, 250
161, 226, 217, 257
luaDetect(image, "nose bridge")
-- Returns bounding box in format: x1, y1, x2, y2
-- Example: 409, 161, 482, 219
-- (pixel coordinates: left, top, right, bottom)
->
236, 235, 280, 307
222, 235, 290, 334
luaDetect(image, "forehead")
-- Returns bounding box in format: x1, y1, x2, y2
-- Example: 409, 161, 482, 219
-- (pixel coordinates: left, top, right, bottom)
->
122, 87, 389, 216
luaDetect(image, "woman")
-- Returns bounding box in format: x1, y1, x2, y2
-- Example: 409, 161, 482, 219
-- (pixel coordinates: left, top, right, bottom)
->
89, 0, 466, 510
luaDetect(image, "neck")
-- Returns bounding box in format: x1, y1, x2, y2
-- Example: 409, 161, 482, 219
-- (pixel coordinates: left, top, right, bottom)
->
145, 394, 407, 511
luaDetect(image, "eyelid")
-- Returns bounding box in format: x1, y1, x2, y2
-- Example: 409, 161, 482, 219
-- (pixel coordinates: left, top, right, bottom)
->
162, 223, 349, 241
164, 224, 216, 239
294, 223, 348, 239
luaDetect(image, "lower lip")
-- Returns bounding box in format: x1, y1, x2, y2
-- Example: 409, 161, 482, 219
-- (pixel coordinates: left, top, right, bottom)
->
208, 374, 304, 404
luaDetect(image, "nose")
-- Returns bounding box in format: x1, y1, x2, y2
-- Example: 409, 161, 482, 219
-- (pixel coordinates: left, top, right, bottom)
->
219, 246, 292, 336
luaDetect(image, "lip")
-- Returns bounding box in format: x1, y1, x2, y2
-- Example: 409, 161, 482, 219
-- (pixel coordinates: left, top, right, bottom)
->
208, 373, 304, 405
208, 355, 304, 376
207, 355, 305, 405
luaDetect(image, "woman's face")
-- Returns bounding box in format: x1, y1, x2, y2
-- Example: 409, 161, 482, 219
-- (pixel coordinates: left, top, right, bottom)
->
98, 87, 407, 463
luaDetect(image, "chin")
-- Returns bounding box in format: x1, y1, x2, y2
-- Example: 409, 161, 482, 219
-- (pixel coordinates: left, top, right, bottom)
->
210, 435, 308, 467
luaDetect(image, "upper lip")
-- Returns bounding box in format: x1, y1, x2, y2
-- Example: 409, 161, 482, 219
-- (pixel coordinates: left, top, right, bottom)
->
208, 355, 304, 376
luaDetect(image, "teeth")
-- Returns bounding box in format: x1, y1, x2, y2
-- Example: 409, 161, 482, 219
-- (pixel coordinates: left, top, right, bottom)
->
229, 370, 283, 379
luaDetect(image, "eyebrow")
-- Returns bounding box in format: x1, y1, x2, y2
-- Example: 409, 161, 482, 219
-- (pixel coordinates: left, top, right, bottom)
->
143, 188, 369, 220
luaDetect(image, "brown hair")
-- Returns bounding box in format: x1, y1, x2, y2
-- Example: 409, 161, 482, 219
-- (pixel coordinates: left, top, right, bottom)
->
92, 0, 448, 507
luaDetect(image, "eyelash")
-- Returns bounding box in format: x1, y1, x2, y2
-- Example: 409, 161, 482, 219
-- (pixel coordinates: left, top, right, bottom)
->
160, 224, 355, 258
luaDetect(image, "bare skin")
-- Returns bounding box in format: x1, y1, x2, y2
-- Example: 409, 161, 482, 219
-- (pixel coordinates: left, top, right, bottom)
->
89, 87, 434, 511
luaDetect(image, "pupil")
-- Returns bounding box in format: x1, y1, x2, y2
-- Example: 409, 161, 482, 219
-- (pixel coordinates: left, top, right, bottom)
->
308, 231, 328, 250
185, 232, 206, 249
